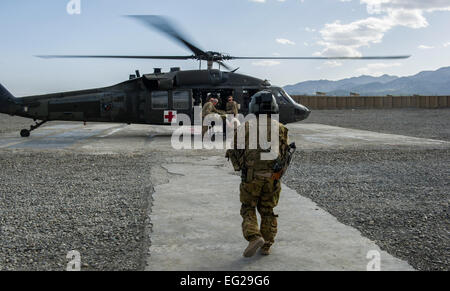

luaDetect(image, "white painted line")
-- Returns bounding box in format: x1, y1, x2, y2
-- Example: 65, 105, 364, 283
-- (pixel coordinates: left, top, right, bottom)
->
99, 127, 125, 138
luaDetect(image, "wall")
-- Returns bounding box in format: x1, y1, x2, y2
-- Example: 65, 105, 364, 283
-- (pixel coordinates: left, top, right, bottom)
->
291, 95, 450, 109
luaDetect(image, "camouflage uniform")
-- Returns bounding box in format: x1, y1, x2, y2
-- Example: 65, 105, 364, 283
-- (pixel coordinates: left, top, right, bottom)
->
201, 101, 225, 136
226, 100, 239, 116
227, 118, 289, 249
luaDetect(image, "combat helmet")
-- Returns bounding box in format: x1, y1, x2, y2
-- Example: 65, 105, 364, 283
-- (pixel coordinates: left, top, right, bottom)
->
248, 90, 279, 115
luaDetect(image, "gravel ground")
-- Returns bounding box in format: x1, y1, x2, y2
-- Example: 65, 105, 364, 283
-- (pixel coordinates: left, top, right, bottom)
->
284, 108, 450, 271
285, 149, 449, 271
304, 108, 450, 141
0, 114, 40, 135
0, 151, 154, 271
1, 109, 449, 271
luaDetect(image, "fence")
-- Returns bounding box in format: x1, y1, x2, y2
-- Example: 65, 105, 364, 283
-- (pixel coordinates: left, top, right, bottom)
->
291, 95, 450, 110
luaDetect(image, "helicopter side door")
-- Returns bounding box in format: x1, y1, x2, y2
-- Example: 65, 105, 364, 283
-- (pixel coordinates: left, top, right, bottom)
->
172, 90, 192, 125
147, 90, 192, 125
148, 90, 170, 125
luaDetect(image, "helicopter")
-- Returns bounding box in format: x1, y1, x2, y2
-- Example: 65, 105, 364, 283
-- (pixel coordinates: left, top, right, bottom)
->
0, 15, 410, 137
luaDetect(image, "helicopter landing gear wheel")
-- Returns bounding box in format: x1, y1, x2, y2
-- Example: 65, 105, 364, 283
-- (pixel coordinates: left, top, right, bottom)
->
19, 120, 47, 138
20, 129, 30, 138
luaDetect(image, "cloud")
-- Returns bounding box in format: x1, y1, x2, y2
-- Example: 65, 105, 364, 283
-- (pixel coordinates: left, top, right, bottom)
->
418, 45, 434, 49
252, 60, 281, 67
305, 27, 316, 32
276, 38, 296, 45
324, 61, 343, 68
356, 62, 402, 75
315, 0, 450, 57
361, 0, 450, 13
316, 60, 344, 70
315, 17, 392, 57
388, 9, 428, 28
444, 42, 450, 47
315, 42, 363, 57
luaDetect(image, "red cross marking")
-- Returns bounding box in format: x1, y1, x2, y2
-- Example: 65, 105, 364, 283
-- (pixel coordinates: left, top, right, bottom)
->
164, 111, 176, 123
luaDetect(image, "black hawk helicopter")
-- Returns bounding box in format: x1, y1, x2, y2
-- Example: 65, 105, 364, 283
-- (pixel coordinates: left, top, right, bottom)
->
0, 15, 410, 137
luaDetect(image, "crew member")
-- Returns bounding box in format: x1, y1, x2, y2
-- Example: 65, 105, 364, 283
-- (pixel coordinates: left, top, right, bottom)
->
226, 96, 239, 116
202, 95, 225, 137
226, 91, 290, 257
223, 96, 239, 139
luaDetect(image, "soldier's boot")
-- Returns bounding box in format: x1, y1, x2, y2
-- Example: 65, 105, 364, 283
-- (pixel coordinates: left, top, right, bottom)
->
260, 211, 278, 255
241, 205, 261, 242
243, 237, 265, 258
260, 243, 272, 256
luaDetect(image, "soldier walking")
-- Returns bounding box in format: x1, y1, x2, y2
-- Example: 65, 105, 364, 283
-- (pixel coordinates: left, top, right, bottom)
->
226, 91, 293, 257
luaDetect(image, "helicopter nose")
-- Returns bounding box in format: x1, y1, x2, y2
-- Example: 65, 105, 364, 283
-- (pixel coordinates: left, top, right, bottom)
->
294, 103, 311, 121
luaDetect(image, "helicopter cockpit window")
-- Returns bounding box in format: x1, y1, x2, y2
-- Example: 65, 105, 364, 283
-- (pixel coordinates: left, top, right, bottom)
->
280, 89, 296, 104
275, 89, 290, 105
173, 91, 190, 110
151, 91, 169, 109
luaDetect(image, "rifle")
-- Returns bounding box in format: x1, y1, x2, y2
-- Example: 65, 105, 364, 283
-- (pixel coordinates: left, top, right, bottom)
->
271, 142, 297, 180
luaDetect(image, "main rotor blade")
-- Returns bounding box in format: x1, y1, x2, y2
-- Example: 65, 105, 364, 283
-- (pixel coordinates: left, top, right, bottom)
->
127, 15, 206, 57
37, 55, 195, 60
229, 55, 411, 60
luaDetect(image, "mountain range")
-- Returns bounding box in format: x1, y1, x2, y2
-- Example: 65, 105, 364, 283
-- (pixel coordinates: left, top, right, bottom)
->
283, 66, 450, 96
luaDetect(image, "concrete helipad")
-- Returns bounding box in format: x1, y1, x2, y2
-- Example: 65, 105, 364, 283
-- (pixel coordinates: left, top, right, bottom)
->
1, 122, 447, 152
2, 121, 447, 270
145, 155, 413, 271
287, 123, 448, 150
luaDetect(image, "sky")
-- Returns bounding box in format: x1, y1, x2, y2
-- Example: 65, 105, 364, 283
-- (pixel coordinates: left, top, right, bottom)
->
1, 0, 450, 96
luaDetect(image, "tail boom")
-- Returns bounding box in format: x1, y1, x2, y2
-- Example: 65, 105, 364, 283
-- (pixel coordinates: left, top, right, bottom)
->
0, 84, 19, 115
